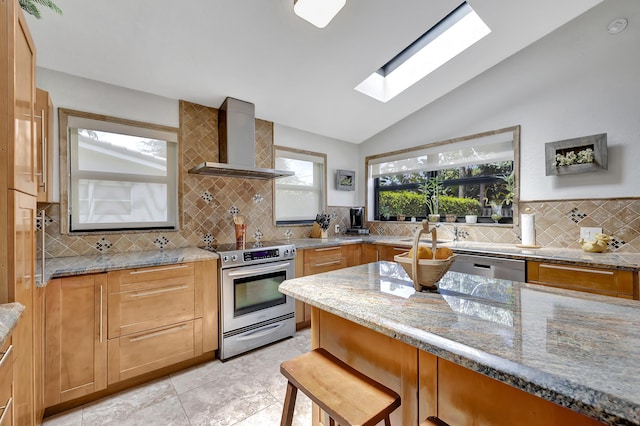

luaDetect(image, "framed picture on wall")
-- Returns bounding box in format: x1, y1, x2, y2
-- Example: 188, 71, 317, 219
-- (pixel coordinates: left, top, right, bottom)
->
336, 169, 355, 191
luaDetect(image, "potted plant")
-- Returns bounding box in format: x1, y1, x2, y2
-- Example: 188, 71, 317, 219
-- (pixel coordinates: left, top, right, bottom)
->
484, 171, 515, 224
421, 177, 441, 222
378, 205, 392, 221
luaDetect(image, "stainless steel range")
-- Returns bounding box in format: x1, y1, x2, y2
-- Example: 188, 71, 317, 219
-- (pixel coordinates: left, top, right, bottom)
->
204, 242, 297, 360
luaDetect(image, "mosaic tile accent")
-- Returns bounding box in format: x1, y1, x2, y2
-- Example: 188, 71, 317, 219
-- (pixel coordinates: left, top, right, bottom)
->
253, 229, 263, 242
284, 229, 293, 239
568, 207, 587, 223
253, 193, 264, 204
201, 191, 213, 203
96, 238, 112, 253
153, 235, 169, 249
202, 232, 214, 246
229, 205, 239, 215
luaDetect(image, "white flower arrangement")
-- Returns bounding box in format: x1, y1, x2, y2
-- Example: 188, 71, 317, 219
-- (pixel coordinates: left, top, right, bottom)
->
553, 148, 595, 167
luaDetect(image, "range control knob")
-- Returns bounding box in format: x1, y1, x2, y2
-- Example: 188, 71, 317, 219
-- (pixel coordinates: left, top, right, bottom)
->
291, 247, 297, 255
283, 249, 289, 256
222, 255, 229, 263
231, 255, 238, 262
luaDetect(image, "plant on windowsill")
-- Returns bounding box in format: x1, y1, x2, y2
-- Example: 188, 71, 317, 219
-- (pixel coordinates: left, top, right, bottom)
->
484, 172, 515, 224
19, 0, 62, 19
421, 177, 442, 222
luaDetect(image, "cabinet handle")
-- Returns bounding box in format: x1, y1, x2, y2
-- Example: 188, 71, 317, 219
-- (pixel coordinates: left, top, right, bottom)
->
129, 285, 189, 298
129, 264, 189, 275
39, 209, 46, 286
129, 324, 188, 342
392, 247, 408, 251
99, 285, 103, 343
314, 260, 342, 267
0, 397, 13, 426
314, 246, 340, 253
540, 264, 613, 276
40, 108, 46, 190
0, 345, 13, 369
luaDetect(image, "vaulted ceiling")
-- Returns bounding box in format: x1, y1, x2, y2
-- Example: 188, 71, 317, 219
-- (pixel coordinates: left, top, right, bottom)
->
26, 0, 603, 143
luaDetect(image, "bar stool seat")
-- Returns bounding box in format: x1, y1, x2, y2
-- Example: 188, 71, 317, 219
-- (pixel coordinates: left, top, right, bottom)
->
280, 348, 401, 426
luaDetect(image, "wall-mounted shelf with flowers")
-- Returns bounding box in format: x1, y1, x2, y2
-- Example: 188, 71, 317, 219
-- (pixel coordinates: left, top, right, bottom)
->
545, 133, 608, 176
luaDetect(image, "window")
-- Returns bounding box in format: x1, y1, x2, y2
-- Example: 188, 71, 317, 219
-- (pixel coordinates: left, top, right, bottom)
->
274, 147, 326, 224
355, 2, 491, 102
366, 127, 519, 224
61, 109, 179, 232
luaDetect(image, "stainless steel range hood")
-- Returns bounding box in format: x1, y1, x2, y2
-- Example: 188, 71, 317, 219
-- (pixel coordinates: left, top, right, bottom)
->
188, 97, 294, 180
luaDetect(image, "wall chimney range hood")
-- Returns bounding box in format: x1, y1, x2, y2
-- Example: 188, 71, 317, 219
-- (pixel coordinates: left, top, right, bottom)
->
188, 97, 294, 179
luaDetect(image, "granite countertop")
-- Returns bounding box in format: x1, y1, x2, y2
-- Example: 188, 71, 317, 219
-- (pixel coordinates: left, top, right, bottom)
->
0, 303, 25, 349
39, 247, 218, 287
286, 237, 640, 271
279, 262, 640, 425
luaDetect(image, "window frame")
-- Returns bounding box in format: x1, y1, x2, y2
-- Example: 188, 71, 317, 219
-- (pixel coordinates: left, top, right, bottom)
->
59, 108, 180, 234
273, 146, 327, 226
365, 125, 520, 225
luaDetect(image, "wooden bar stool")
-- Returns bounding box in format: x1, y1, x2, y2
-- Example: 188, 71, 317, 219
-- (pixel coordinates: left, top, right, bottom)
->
280, 348, 401, 426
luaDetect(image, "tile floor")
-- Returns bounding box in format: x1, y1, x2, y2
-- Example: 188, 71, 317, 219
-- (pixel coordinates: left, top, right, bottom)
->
43, 329, 313, 426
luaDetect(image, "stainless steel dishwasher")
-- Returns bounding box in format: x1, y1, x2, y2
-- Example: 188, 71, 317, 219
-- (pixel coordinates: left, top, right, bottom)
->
449, 253, 525, 282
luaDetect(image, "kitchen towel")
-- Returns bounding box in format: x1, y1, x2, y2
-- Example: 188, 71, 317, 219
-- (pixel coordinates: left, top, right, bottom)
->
521, 212, 536, 246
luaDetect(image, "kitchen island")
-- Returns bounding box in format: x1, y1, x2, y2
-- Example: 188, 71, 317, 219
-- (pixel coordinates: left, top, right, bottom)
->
279, 262, 640, 425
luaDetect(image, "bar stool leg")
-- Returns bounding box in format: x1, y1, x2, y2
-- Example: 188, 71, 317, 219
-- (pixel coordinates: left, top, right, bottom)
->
280, 381, 298, 426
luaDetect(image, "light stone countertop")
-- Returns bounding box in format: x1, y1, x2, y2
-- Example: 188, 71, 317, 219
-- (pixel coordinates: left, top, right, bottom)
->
285, 237, 640, 271
279, 262, 640, 425
39, 247, 219, 287
0, 303, 25, 349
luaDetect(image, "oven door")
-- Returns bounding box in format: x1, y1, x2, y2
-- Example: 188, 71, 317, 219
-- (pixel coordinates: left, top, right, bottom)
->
220, 260, 295, 333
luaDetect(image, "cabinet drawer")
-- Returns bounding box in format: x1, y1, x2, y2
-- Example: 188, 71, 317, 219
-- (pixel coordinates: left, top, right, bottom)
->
108, 263, 196, 338
304, 246, 346, 275
528, 261, 636, 299
108, 320, 196, 384
0, 341, 13, 426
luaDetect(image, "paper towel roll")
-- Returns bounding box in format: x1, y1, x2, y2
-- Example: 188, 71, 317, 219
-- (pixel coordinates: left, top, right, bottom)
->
521, 213, 536, 246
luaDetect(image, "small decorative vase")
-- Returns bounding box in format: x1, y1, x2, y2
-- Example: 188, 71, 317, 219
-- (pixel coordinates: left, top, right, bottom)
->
465, 215, 477, 224
428, 214, 440, 222
491, 205, 503, 224
445, 214, 457, 223
397, 214, 406, 222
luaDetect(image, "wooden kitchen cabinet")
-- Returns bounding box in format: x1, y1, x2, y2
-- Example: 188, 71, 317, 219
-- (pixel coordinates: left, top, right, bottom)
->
435, 357, 604, 425
106, 260, 217, 385
107, 263, 197, 338
527, 261, 638, 300
35, 88, 55, 203
0, 338, 15, 426
360, 243, 412, 263
296, 244, 363, 329
44, 274, 107, 407
44, 260, 217, 408
1, 0, 37, 197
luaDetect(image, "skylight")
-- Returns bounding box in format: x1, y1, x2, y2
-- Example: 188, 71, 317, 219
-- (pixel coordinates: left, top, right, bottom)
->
355, 2, 491, 103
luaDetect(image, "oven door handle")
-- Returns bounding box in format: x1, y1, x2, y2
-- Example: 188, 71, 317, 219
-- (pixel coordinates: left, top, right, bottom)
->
226, 262, 292, 278
236, 322, 284, 340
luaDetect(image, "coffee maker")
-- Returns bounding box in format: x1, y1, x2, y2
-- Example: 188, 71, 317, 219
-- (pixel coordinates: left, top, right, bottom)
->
346, 207, 369, 234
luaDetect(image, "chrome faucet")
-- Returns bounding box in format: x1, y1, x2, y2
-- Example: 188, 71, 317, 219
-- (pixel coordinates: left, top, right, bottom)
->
435, 223, 458, 242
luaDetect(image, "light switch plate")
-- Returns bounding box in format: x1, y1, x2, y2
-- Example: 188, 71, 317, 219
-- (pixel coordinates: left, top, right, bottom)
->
580, 227, 602, 240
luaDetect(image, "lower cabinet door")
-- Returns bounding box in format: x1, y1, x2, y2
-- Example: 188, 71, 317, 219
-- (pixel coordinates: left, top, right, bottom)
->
45, 274, 108, 407
107, 320, 197, 384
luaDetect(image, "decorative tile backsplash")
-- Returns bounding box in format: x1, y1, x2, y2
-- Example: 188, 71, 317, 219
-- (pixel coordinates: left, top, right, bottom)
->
38, 99, 640, 257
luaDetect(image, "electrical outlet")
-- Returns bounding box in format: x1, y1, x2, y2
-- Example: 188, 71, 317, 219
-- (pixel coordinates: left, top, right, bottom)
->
580, 227, 602, 240
335, 224, 340, 234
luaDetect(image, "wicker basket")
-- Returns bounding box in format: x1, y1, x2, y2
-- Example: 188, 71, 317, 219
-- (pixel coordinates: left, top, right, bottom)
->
394, 220, 456, 292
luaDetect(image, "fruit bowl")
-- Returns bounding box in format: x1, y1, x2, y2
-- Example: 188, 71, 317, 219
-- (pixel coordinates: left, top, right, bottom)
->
394, 220, 456, 292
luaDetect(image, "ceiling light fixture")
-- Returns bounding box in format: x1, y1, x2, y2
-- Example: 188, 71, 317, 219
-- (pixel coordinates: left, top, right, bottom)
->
293, 0, 346, 28
355, 2, 491, 103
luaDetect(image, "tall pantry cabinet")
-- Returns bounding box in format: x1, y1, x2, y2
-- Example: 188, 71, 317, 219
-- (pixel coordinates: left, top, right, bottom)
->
1, 0, 38, 425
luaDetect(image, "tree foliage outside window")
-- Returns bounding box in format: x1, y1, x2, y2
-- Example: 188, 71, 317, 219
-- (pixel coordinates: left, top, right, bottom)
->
375, 161, 513, 222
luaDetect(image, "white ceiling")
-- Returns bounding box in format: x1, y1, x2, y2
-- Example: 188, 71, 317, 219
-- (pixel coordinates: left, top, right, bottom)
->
25, 0, 603, 143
